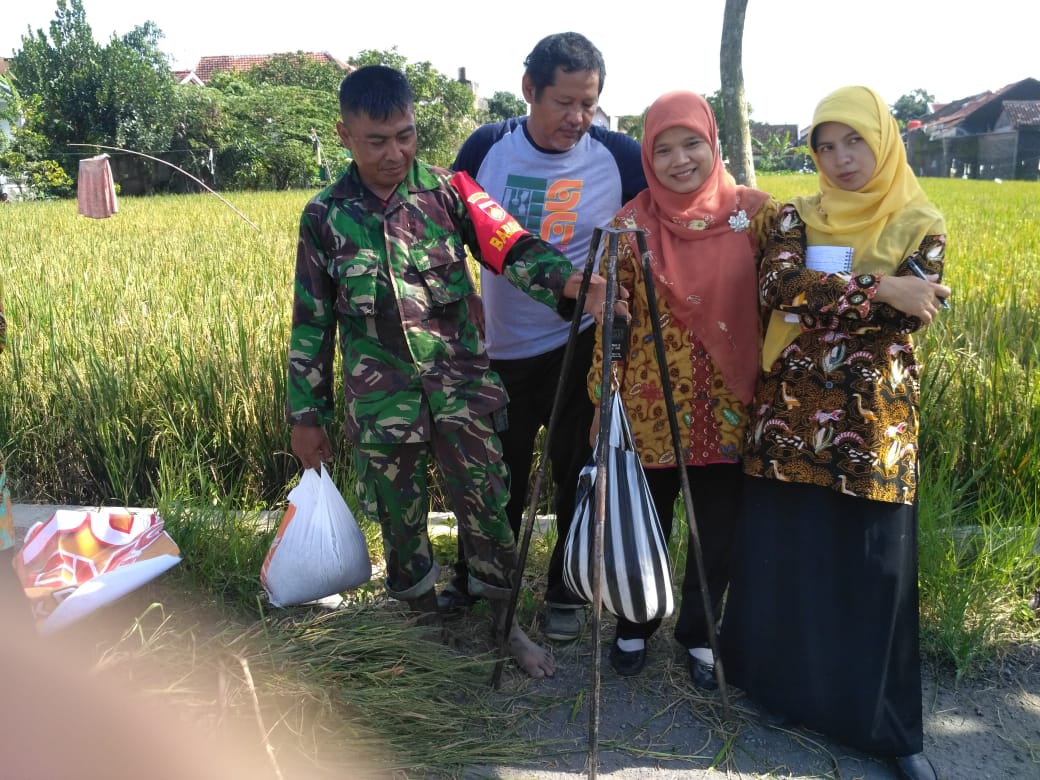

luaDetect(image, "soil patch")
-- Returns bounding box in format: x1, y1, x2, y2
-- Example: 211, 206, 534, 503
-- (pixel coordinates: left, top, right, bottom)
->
3, 535, 1037, 779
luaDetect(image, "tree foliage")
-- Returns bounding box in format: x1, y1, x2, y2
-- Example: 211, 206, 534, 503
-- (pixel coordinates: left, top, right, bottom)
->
484, 91, 527, 123
891, 89, 935, 128
239, 52, 345, 94
9, 0, 175, 178
3, 3, 489, 193
205, 80, 340, 189
751, 126, 810, 173
617, 112, 646, 141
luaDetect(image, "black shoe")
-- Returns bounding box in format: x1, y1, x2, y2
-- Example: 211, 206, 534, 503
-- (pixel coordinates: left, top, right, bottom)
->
609, 642, 647, 676
687, 654, 718, 690
436, 582, 480, 613
892, 753, 938, 780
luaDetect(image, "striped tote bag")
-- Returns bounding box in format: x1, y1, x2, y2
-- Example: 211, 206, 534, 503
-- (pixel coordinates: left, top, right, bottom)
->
563, 392, 674, 624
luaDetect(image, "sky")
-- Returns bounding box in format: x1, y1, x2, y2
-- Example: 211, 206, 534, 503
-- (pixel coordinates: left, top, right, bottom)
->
3, 1, 1038, 130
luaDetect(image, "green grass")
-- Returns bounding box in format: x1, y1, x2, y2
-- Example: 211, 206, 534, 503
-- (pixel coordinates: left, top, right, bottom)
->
0, 177, 1038, 771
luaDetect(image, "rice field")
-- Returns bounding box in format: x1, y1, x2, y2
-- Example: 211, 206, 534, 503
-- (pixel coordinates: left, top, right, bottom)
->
0, 175, 1038, 673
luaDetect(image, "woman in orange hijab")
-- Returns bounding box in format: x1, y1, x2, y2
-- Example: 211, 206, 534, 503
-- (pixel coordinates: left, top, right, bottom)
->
586, 90, 777, 685
720, 86, 949, 780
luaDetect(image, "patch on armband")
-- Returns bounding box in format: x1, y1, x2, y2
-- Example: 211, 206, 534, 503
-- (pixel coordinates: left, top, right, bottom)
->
451, 171, 528, 274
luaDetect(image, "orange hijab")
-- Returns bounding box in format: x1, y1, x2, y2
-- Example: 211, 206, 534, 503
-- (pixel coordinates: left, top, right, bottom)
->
629, 90, 770, 404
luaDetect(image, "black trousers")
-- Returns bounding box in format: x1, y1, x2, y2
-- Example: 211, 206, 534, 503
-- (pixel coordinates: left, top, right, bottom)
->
452, 327, 596, 605
614, 461, 741, 647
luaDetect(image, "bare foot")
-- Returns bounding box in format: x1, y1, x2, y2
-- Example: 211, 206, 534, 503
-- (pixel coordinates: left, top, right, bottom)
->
507, 623, 555, 678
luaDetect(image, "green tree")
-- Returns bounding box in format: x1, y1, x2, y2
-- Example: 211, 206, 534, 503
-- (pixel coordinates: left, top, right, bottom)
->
9, 0, 175, 180
484, 90, 527, 122
751, 126, 809, 173
617, 112, 646, 141
96, 21, 175, 151
207, 80, 339, 189
705, 90, 725, 144
0, 81, 74, 198
240, 52, 346, 93
349, 48, 480, 167
891, 89, 935, 128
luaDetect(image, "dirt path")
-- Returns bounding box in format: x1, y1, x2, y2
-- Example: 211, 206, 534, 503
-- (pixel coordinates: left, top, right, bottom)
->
466, 621, 1040, 779
7, 506, 1038, 779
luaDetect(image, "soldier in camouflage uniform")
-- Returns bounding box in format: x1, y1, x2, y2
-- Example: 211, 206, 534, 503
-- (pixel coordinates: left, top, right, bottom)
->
287, 65, 616, 679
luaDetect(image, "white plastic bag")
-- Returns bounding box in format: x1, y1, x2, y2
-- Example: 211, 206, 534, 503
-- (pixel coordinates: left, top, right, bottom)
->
261, 465, 372, 607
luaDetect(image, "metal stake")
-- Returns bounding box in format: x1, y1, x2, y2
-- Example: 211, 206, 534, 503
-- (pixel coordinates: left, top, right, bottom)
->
490, 227, 604, 690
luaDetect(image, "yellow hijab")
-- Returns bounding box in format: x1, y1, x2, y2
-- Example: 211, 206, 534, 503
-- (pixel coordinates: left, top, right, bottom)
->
760, 86, 945, 370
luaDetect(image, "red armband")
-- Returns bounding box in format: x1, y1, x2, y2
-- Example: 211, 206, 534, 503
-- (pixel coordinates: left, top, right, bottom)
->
450, 171, 529, 275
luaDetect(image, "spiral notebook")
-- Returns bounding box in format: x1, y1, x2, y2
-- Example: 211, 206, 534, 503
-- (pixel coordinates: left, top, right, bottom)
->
805, 245, 854, 273
784, 246, 856, 322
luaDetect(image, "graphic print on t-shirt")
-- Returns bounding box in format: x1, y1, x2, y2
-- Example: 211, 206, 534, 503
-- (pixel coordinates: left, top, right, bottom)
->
503, 175, 583, 250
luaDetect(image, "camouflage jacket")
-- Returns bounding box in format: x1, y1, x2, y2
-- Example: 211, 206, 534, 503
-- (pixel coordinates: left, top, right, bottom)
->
287, 160, 575, 444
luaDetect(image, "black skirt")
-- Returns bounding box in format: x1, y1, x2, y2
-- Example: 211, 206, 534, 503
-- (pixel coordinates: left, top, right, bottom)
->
719, 475, 923, 758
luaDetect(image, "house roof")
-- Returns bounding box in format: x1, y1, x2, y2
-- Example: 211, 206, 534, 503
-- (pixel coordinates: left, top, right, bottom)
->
918, 78, 1040, 137
750, 123, 799, 145
1001, 100, 1040, 128
190, 51, 350, 84
172, 69, 205, 87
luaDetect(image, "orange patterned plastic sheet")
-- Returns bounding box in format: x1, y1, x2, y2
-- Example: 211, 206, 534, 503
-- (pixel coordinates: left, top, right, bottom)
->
14, 508, 181, 634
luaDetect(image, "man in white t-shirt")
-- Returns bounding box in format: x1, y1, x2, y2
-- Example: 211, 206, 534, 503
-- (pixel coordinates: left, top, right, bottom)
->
443, 32, 647, 641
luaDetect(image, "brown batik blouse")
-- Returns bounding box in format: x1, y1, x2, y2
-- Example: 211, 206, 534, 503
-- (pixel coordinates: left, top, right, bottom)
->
742, 203, 947, 505
588, 201, 779, 470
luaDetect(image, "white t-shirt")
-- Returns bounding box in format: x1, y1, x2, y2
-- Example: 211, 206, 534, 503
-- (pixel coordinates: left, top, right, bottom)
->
453, 118, 645, 360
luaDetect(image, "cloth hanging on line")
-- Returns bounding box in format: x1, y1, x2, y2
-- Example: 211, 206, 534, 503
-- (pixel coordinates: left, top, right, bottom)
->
77, 154, 119, 219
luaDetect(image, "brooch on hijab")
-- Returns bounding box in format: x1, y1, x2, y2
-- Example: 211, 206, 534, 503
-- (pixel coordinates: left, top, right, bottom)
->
728, 210, 750, 232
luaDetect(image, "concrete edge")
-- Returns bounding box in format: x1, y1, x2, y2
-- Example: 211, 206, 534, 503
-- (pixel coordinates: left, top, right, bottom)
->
9, 505, 555, 536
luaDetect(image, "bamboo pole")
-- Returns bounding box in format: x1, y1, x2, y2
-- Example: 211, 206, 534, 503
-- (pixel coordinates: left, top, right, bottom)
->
490, 227, 603, 690
68, 143, 261, 232
634, 230, 733, 719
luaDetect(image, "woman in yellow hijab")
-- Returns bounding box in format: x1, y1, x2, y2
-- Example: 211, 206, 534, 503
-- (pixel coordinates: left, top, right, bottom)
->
720, 87, 949, 780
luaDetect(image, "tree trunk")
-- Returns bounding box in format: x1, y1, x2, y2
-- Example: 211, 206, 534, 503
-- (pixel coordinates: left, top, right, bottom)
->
720, 0, 756, 187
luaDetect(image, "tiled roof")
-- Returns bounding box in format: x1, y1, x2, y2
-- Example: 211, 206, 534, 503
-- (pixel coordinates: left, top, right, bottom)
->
1002, 100, 1040, 128
918, 78, 1040, 135
191, 52, 350, 84
919, 90, 994, 132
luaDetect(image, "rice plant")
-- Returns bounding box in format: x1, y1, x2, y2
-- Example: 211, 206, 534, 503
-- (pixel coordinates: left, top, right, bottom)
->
1, 175, 1037, 687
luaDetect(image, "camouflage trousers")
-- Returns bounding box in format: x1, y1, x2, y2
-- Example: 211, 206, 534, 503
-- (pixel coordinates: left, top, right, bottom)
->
353, 414, 519, 602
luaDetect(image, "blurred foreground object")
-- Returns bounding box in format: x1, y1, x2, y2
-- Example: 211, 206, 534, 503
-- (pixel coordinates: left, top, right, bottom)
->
14, 508, 180, 634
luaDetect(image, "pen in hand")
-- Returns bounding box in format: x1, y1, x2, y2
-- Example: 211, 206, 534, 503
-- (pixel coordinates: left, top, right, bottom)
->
906, 259, 950, 310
